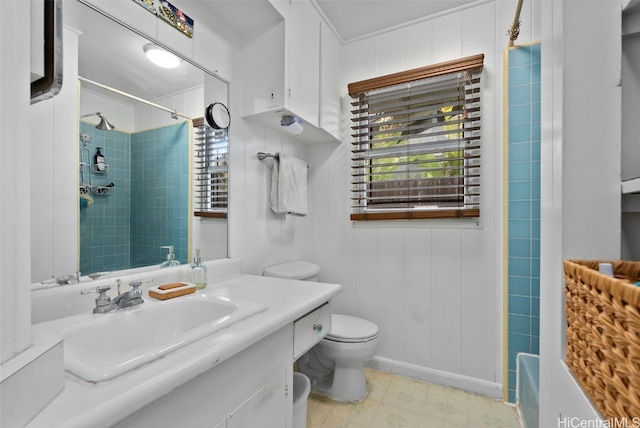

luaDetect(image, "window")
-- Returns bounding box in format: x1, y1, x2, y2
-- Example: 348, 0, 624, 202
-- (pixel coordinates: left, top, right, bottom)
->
193, 117, 228, 218
348, 54, 483, 221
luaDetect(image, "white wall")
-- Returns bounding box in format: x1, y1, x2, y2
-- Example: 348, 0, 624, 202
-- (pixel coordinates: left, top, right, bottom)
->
539, 0, 621, 426
311, 0, 507, 393
1, 0, 32, 363
81, 90, 136, 132
228, 0, 540, 395
229, 117, 312, 273
31, 28, 80, 283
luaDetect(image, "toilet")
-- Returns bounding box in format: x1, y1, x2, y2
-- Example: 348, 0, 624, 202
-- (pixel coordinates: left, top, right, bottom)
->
263, 261, 379, 402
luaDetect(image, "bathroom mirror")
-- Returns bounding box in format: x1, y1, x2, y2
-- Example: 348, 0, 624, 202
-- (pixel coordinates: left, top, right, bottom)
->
70, 1, 228, 277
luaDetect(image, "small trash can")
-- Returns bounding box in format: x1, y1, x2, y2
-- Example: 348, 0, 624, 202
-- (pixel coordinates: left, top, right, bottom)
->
292, 372, 311, 428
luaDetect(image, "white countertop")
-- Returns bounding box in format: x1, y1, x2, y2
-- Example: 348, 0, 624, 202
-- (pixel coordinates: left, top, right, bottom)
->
27, 273, 341, 428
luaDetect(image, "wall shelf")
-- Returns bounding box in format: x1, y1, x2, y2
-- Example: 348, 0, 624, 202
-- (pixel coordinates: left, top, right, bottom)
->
92, 186, 112, 196
622, 178, 640, 194
92, 164, 109, 173
243, 108, 340, 144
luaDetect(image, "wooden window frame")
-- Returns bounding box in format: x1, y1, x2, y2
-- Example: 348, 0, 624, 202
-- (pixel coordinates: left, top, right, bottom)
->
349, 54, 483, 221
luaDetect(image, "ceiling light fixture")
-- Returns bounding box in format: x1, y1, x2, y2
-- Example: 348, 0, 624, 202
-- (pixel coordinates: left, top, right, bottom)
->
143, 43, 180, 69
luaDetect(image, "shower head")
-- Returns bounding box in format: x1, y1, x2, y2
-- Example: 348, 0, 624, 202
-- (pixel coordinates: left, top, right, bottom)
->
80, 112, 115, 131
96, 113, 115, 130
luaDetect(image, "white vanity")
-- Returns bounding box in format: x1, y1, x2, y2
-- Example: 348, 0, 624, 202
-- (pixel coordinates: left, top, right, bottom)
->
28, 259, 340, 428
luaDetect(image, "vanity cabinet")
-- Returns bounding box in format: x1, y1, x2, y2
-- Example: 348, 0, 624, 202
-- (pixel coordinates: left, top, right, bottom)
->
241, 0, 342, 143
320, 20, 343, 140
293, 302, 331, 359
114, 325, 294, 428
211, 369, 287, 428
226, 369, 287, 428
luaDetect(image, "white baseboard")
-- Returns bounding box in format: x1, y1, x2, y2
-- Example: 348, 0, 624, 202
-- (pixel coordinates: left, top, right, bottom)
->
366, 356, 503, 400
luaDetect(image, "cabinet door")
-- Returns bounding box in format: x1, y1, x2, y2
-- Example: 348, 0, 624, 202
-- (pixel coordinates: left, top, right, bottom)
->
320, 23, 342, 141
227, 369, 287, 428
288, 0, 321, 126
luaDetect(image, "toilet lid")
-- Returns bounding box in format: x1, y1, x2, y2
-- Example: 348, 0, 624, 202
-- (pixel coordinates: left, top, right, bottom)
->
326, 314, 378, 343
263, 261, 320, 280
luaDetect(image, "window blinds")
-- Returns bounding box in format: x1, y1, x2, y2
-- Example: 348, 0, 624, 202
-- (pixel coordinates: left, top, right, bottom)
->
193, 118, 228, 218
348, 54, 483, 220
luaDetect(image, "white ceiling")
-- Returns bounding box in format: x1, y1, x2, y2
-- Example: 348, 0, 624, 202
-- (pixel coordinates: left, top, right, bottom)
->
69, 0, 479, 105
314, 0, 479, 42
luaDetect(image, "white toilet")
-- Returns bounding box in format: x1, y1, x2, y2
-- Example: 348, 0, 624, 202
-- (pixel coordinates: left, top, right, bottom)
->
263, 261, 379, 402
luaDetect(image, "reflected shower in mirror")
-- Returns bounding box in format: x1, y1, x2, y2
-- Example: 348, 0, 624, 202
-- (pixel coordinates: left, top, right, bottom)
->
68, 0, 228, 277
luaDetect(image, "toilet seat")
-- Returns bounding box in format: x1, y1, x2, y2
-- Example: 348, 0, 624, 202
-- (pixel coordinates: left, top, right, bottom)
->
325, 314, 378, 343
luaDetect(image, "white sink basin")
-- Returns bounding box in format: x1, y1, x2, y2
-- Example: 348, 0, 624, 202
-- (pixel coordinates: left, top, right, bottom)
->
33, 294, 267, 382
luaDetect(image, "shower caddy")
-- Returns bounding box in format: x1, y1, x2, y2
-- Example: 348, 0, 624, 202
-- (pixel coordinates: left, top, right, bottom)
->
79, 136, 112, 196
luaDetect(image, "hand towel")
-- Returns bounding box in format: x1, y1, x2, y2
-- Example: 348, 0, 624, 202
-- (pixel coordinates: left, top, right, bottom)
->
270, 154, 308, 216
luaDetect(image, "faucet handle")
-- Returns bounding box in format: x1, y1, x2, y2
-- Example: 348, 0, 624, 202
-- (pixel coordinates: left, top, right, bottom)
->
126, 279, 151, 306
81, 285, 111, 295
81, 285, 112, 312
129, 278, 153, 290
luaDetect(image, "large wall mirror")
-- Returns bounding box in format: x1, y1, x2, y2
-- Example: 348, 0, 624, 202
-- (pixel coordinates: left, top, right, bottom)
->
68, 1, 228, 278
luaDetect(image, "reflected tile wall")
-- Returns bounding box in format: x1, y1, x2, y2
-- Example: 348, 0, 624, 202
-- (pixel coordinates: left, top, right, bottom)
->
131, 122, 189, 267
79, 122, 189, 274
79, 122, 131, 274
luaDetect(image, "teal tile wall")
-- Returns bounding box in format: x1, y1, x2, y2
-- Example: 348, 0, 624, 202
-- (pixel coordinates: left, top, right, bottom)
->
507, 43, 541, 403
130, 122, 189, 267
79, 122, 132, 274
79, 122, 189, 274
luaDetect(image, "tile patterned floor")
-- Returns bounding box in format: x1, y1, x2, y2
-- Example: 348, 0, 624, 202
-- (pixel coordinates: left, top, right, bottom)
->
306, 368, 522, 428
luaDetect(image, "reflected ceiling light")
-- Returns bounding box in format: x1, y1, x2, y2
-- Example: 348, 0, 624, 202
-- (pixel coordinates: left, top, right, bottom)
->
143, 43, 180, 69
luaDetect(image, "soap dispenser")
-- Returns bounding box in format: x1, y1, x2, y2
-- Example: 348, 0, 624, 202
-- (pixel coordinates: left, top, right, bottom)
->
160, 245, 180, 268
94, 147, 106, 171
189, 249, 207, 289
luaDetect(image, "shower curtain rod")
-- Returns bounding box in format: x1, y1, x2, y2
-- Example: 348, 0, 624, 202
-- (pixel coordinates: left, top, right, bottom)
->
78, 76, 193, 121
507, 0, 524, 47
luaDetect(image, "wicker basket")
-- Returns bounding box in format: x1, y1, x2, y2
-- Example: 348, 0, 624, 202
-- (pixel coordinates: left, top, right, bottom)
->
564, 260, 640, 420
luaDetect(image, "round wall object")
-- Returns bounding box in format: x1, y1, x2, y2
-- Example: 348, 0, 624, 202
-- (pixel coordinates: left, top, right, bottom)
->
205, 102, 230, 129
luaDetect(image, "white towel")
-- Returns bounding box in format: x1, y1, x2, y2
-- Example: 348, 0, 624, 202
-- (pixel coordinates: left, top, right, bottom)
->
270, 154, 308, 216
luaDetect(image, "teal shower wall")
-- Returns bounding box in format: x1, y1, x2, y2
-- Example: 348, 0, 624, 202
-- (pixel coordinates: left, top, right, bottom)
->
506, 43, 541, 403
130, 122, 189, 267
79, 122, 189, 274
79, 122, 132, 274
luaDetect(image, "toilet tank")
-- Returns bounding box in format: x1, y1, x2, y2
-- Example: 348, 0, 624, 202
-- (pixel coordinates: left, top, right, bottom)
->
263, 261, 320, 281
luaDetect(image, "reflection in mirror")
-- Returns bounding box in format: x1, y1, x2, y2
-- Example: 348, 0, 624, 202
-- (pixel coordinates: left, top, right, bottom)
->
69, 1, 228, 276
194, 117, 229, 219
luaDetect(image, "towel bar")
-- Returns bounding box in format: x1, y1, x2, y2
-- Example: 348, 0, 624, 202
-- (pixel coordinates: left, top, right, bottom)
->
257, 152, 278, 161
257, 152, 308, 168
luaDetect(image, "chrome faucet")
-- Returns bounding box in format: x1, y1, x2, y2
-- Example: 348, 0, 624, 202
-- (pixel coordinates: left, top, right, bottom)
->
88, 271, 111, 280
111, 279, 145, 309
81, 279, 150, 314
41, 271, 82, 285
